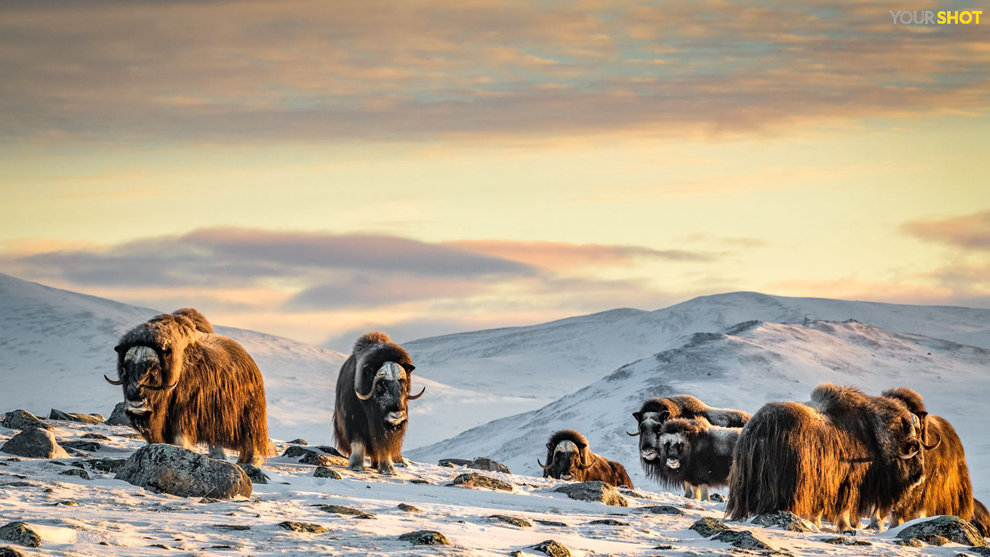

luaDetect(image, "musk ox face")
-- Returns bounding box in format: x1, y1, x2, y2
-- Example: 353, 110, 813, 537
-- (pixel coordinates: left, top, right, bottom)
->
541, 440, 588, 480
111, 345, 174, 417
632, 411, 668, 463
659, 432, 688, 474
357, 361, 413, 430
889, 411, 928, 488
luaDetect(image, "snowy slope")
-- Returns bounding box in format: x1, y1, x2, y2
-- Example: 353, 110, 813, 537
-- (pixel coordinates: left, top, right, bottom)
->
410, 320, 990, 500
0, 273, 534, 448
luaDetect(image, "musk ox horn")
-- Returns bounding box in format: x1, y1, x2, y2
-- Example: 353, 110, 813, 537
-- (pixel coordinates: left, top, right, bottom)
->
104, 374, 125, 386
355, 373, 382, 401
407, 386, 426, 400
899, 448, 919, 460
626, 429, 640, 436
537, 458, 553, 470
921, 432, 942, 451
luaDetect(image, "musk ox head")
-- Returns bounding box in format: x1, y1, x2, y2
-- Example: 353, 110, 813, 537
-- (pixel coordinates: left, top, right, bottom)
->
352, 332, 424, 430
879, 398, 936, 489
629, 398, 679, 467
105, 314, 199, 416
538, 430, 592, 480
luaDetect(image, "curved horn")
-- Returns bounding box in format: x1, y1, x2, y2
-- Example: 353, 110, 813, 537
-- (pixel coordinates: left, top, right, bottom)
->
104, 374, 125, 386
921, 432, 941, 451
355, 373, 382, 401
537, 458, 553, 470
574, 449, 594, 470
407, 386, 426, 400
626, 430, 640, 436
899, 449, 919, 460
143, 381, 178, 391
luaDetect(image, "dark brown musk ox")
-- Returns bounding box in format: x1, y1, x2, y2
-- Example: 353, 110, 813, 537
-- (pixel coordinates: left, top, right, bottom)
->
629, 395, 750, 498
333, 332, 425, 475
974, 498, 990, 538
655, 417, 741, 501
538, 430, 634, 488
866, 387, 978, 530
171, 307, 214, 334
104, 312, 269, 464
726, 383, 935, 532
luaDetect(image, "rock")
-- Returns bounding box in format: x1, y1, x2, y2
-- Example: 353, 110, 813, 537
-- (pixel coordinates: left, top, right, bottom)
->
79, 458, 126, 473
301, 453, 348, 467
535, 519, 568, 527
61, 441, 101, 452
589, 519, 627, 526
895, 538, 924, 547
709, 492, 727, 502
398, 530, 449, 546
929, 535, 950, 546
1, 428, 69, 459
489, 515, 532, 528
315, 504, 375, 519
115, 444, 252, 499
532, 540, 571, 557
282, 445, 347, 466
397, 503, 422, 513
59, 469, 90, 480
638, 505, 684, 516
552, 481, 627, 507
968, 548, 990, 556
467, 457, 511, 474
287, 438, 308, 445
654, 545, 673, 550
753, 511, 814, 532
450, 473, 513, 492
0, 523, 40, 548
691, 517, 730, 537
313, 466, 342, 479
211, 524, 251, 532
238, 463, 269, 484
0, 546, 25, 556
712, 529, 778, 552
1, 410, 50, 431
897, 516, 986, 548
81, 434, 111, 441
438, 458, 471, 467
409, 479, 431, 485
48, 409, 104, 424
106, 402, 130, 426
312, 445, 345, 457
278, 521, 327, 534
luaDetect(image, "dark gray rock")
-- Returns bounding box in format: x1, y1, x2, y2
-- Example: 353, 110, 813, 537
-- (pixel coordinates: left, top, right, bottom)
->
532, 540, 571, 557
61, 441, 101, 452
897, 516, 986, 547
691, 517, 729, 537
314, 504, 375, 519
709, 492, 727, 502
712, 529, 778, 551
468, 457, 511, 474
1, 428, 69, 459
398, 530, 449, 546
0, 546, 25, 556
552, 481, 627, 507
211, 524, 251, 532
450, 473, 513, 492
78, 458, 126, 473
753, 511, 814, 532
312, 445, 344, 457
0, 523, 40, 548
81, 434, 111, 441
489, 515, 532, 528
638, 505, 684, 516
438, 458, 471, 467
968, 547, 990, 556
397, 503, 422, 513
287, 439, 308, 445
535, 519, 568, 527
588, 519, 628, 526
1, 410, 50, 431
106, 402, 130, 426
313, 466, 342, 479
278, 521, 327, 534
59, 469, 90, 480
115, 444, 252, 499
238, 463, 269, 484
48, 409, 104, 424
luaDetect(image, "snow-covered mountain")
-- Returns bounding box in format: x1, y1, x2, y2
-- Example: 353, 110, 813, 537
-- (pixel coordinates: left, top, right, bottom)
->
0, 273, 534, 448
409, 320, 990, 499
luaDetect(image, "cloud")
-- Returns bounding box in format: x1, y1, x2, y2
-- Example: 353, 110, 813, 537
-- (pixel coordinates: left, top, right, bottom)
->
902, 211, 990, 251
445, 239, 715, 270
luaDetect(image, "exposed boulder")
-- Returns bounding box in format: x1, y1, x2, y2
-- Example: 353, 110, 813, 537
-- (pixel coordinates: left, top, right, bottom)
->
712, 529, 778, 552
489, 515, 532, 528
313, 466, 342, 479
896, 516, 986, 548
690, 517, 729, 538
238, 463, 269, 484
0, 546, 25, 556
0, 523, 40, 548
438, 458, 471, 467
61, 441, 101, 452
753, 511, 815, 532
552, 481, 627, 507
450, 473, 512, 492
637, 505, 684, 516
1, 429, 69, 459
532, 540, 570, 557
59, 469, 90, 480
48, 410, 104, 424
105, 403, 130, 426
1, 410, 50, 431
398, 530, 450, 546
278, 521, 327, 534
115, 444, 251, 499
287, 438, 308, 445
397, 503, 422, 513
314, 504, 375, 519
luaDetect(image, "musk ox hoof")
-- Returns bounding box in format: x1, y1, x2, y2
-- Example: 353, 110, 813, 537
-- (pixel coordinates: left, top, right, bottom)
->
896, 516, 986, 548
1, 410, 50, 431
115, 444, 252, 499
377, 462, 396, 475
1, 428, 69, 459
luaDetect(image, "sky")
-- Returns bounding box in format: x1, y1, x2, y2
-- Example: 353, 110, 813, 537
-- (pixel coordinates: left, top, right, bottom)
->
1, 0, 988, 350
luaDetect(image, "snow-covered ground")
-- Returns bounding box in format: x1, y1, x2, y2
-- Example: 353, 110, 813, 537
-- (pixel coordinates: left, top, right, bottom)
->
0, 419, 979, 556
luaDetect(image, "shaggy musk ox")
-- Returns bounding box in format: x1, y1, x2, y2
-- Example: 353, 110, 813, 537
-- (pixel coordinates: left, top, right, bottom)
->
868, 387, 975, 530
655, 417, 740, 501
974, 498, 990, 538
727, 384, 934, 532
333, 332, 425, 474
105, 312, 269, 464
538, 430, 633, 488
172, 307, 214, 334
630, 395, 750, 498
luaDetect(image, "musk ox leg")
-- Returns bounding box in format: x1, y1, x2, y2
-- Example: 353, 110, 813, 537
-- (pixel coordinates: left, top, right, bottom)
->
866, 510, 885, 532
392, 455, 411, 467
208, 445, 228, 460
377, 458, 397, 476
348, 441, 366, 472
698, 485, 710, 502
835, 510, 854, 534
683, 483, 695, 499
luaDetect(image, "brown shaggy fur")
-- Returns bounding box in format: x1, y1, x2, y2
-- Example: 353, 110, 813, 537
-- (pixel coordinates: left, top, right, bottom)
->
540, 430, 634, 488
111, 313, 268, 464
727, 384, 927, 532
973, 498, 990, 538
171, 307, 214, 334
878, 388, 974, 528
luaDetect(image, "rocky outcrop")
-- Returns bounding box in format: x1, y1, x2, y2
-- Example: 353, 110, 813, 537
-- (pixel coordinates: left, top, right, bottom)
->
552, 481, 627, 507
0, 429, 69, 459
115, 444, 251, 499
1, 410, 50, 431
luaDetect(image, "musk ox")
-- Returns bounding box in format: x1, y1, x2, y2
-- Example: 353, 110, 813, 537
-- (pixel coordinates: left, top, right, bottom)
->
974, 498, 990, 538
630, 395, 750, 498
104, 312, 269, 464
171, 307, 214, 334
537, 430, 633, 488
726, 384, 934, 532
655, 417, 740, 501
866, 387, 974, 530
333, 332, 425, 475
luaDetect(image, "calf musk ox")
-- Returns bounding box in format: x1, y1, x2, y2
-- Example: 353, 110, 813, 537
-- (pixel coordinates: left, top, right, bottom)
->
655, 417, 740, 501
726, 384, 933, 532
538, 430, 634, 488
630, 395, 750, 498
333, 332, 425, 474
171, 307, 214, 334
868, 387, 971, 529
104, 312, 269, 464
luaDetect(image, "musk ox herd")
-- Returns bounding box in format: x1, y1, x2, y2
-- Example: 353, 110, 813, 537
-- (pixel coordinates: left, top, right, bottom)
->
103, 309, 989, 536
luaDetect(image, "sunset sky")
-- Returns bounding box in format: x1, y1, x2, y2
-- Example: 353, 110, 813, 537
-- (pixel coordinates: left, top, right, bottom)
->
1, 0, 988, 349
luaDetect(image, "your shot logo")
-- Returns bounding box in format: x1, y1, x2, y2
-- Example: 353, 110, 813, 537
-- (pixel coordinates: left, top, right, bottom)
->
891, 10, 982, 24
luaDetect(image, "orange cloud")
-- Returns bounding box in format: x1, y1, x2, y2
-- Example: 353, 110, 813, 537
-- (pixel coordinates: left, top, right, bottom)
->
902, 211, 990, 250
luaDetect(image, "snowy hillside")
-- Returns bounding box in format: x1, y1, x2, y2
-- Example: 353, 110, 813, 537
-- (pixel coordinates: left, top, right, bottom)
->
410, 320, 990, 500
0, 273, 534, 448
